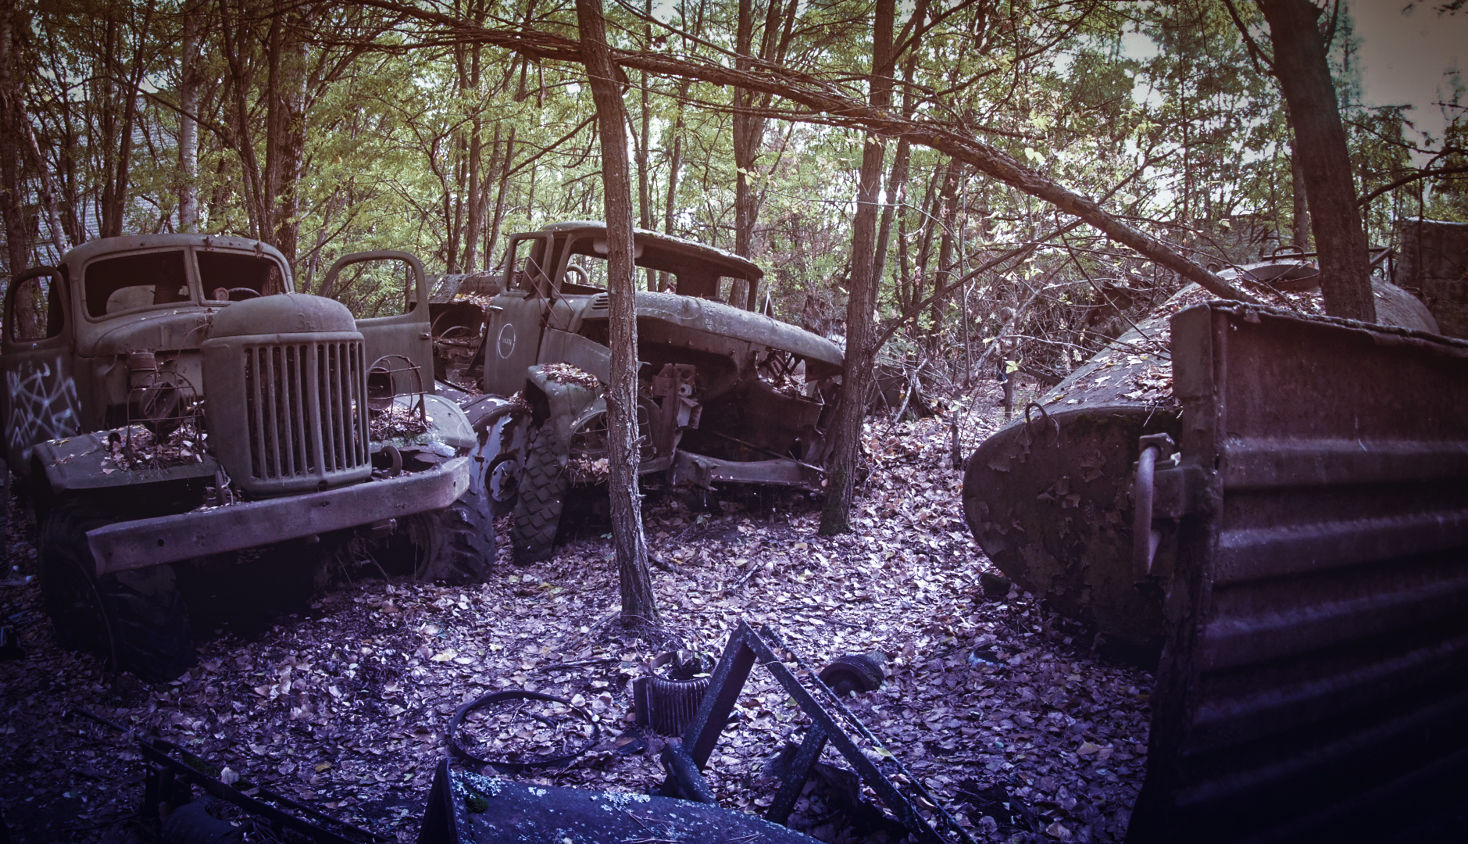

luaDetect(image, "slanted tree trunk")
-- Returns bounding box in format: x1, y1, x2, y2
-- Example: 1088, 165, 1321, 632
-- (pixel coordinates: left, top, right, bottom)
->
820, 0, 894, 535
97, 7, 153, 238
575, 0, 659, 628
1257, 0, 1374, 321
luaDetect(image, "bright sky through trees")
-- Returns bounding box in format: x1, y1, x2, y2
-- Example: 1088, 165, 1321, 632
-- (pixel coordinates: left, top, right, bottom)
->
1349, 1, 1462, 143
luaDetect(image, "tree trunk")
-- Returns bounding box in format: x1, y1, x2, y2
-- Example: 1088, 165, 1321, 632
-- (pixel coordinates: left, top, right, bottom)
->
485, 122, 515, 266
1288, 126, 1310, 249
575, 0, 659, 628
263, 6, 308, 263
1257, 0, 1374, 321
0, 0, 28, 272
178, 0, 200, 231
820, 0, 894, 535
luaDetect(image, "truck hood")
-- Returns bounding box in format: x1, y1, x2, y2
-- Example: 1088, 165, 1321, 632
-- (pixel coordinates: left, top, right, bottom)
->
613, 291, 843, 371
77, 307, 219, 357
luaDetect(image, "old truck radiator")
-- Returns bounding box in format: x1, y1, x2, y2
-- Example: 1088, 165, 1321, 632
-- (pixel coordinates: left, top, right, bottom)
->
203, 294, 371, 496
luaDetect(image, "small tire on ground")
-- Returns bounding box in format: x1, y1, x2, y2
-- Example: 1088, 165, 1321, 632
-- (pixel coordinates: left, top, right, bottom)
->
38, 501, 195, 682
408, 482, 495, 583
510, 423, 569, 563
818, 652, 887, 697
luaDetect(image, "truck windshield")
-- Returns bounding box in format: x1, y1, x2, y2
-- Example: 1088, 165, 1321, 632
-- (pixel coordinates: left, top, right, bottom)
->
84, 250, 190, 317
199, 251, 287, 301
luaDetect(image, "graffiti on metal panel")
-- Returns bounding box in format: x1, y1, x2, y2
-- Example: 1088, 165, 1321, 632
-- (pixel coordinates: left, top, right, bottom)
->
6, 358, 81, 459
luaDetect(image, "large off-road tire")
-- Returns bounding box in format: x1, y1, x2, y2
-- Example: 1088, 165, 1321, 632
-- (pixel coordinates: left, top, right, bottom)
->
510, 423, 569, 563
407, 482, 495, 583
38, 502, 194, 682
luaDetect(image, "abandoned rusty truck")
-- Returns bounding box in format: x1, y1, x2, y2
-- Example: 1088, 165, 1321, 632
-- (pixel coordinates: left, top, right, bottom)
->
430, 221, 844, 561
1, 235, 516, 680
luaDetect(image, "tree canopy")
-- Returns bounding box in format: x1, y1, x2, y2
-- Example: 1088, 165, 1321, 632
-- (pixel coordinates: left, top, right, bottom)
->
3, 0, 1465, 386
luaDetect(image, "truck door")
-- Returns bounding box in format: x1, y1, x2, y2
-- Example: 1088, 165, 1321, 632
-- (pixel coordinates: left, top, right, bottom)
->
481, 233, 552, 397
1, 268, 80, 469
323, 251, 435, 395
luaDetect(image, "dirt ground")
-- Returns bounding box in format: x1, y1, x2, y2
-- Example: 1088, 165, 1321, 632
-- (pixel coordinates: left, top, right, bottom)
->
0, 385, 1153, 843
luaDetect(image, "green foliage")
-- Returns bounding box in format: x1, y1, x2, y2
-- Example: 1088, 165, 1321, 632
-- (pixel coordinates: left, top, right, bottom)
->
3, 0, 1459, 389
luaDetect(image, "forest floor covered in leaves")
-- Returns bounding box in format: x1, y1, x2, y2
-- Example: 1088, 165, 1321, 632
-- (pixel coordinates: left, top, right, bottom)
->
0, 382, 1153, 843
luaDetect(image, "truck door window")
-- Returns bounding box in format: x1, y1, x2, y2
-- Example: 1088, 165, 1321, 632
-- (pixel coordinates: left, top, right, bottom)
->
331, 256, 416, 319
7, 273, 62, 341
508, 237, 551, 294
84, 250, 189, 317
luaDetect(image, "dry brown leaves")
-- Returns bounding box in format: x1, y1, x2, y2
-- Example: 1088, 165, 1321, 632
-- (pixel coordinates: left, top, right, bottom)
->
101, 422, 208, 473
541, 363, 602, 392
368, 405, 431, 441
0, 378, 1150, 843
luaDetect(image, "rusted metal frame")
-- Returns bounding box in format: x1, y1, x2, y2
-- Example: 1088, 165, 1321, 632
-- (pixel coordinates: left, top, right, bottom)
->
764, 723, 829, 824
660, 621, 971, 844
751, 624, 960, 844
697, 427, 827, 473
660, 620, 760, 794
87, 455, 470, 574
137, 736, 385, 844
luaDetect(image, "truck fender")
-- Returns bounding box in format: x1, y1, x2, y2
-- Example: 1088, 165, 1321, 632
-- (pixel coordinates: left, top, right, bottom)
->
523, 365, 603, 436
29, 431, 215, 503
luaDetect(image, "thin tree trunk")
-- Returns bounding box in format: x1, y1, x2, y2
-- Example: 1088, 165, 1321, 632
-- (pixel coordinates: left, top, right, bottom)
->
1257, 0, 1374, 320
576, 0, 658, 628
486, 123, 515, 267
178, 0, 200, 231
931, 160, 962, 362
820, 0, 894, 535
264, 7, 308, 263
1288, 130, 1310, 249
0, 0, 29, 271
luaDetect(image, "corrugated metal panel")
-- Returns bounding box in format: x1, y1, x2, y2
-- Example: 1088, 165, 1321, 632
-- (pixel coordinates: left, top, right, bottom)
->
1130, 302, 1468, 843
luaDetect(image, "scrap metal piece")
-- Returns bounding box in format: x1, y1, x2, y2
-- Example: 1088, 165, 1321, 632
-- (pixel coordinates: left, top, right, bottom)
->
656, 620, 974, 844
633, 651, 713, 736
1128, 302, 1468, 842
417, 760, 819, 844
127, 731, 384, 844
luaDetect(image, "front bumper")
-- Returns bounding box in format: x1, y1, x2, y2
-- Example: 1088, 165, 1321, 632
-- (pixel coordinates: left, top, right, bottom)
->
88, 456, 471, 575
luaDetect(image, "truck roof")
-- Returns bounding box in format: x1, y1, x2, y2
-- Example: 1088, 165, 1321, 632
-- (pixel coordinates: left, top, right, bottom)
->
60, 234, 290, 271
537, 222, 764, 282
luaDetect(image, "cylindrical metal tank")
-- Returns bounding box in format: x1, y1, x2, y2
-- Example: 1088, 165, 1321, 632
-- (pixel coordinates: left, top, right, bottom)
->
961, 271, 1438, 661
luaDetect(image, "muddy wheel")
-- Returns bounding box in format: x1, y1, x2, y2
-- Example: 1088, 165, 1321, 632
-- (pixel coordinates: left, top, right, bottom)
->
408, 483, 495, 583
38, 502, 194, 681
510, 423, 569, 563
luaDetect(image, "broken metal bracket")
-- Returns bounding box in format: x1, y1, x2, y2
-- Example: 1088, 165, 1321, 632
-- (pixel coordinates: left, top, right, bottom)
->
1133, 434, 1212, 581
655, 620, 974, 843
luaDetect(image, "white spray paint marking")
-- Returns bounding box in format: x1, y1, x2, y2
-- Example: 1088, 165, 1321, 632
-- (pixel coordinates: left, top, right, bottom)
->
6, 357, 81, 460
